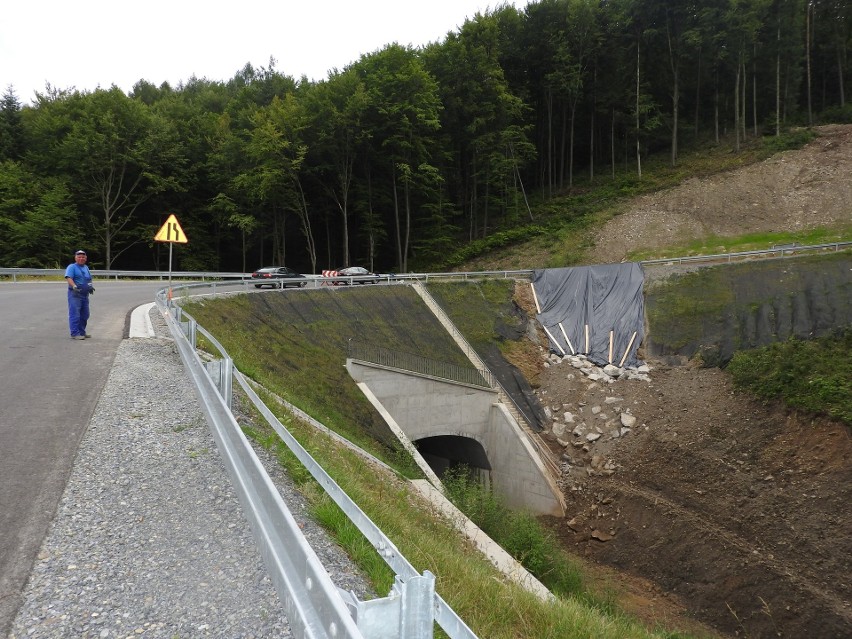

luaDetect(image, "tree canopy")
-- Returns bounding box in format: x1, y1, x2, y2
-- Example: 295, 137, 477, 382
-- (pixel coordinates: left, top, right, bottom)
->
1, 0, 849, 272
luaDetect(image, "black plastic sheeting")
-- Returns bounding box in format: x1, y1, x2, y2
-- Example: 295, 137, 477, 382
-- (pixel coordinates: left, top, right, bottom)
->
532, 263, 645, 368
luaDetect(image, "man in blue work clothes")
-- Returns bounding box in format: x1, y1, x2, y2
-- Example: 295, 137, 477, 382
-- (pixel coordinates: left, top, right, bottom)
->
64, 249, 95, 339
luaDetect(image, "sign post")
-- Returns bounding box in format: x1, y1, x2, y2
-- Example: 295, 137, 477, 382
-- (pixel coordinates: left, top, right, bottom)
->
154, 214, 188, 299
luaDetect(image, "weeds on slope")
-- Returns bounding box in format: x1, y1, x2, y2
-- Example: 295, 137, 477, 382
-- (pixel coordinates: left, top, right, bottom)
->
727, 329, 852, 425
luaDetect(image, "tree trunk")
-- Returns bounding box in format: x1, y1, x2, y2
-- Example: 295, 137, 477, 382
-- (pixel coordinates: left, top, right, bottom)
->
569, 100, 577, 188
589, 103, 595, 183
694, 47, 702, 137
636, 38, 642, 179
752, 44, 758, 136
807, 3, 813, 125
391, 164, 402, 270
611, 107, 616, 178
734, 61, 741, 151
776, 24, 781, 136
671, 65, 679, 167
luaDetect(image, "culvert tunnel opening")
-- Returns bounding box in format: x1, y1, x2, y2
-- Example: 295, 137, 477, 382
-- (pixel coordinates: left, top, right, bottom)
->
415, 435, 492, 480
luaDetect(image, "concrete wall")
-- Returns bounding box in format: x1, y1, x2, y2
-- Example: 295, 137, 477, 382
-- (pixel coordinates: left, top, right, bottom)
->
346, 360, 564, 516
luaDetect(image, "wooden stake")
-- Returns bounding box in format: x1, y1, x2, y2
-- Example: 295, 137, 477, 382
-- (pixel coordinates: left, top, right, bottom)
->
542, 325, 565, 355
608, 330, 614, 364
558, 322, 575, 355
584, 324, 589, 354
529, 282, 541, 314
619, 331, 638, 368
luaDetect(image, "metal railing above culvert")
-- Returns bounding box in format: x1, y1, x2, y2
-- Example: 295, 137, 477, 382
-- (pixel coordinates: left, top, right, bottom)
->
347, 341, 496, 389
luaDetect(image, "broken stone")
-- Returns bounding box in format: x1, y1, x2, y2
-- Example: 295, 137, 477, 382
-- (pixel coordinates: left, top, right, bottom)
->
586, 432, 602, 442
620, 413, 637, 428
552, 422, 567, 438
572, 425, 585, 437
604, 396, 623, 404
563, 411, 575, 423
619, 427, 632, 437
591, 405, 602, 415
591, 529, 614, 542
603, 364, 622, 377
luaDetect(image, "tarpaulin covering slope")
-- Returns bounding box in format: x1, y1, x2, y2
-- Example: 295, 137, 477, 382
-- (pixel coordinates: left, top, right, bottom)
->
532, 263, 645, 367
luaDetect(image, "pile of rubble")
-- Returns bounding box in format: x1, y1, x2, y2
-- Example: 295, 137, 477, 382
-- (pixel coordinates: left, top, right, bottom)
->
536, 352, 652, 488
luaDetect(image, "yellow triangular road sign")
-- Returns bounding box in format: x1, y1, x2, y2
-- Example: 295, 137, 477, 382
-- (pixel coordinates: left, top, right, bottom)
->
154, 214, 188, 243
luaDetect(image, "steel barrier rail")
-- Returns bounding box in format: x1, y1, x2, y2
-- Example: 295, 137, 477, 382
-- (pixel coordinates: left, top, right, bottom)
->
159, 285, 481, 639
0, 267, 251, 281
155, 290, 368, 639
638, 241, 851, 266
3, 240, 848, 285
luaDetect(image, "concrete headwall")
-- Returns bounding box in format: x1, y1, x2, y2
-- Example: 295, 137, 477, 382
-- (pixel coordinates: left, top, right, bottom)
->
346, 360, 564, 516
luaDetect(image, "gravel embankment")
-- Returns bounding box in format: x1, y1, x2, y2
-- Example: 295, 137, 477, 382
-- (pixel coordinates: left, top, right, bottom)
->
9, 309, 371, 638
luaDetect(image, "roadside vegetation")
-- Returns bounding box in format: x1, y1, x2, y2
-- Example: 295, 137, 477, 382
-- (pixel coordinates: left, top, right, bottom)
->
727, 329, 852, 426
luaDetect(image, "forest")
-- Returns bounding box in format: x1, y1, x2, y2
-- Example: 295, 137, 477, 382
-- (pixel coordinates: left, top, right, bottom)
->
0, 0, 849, 274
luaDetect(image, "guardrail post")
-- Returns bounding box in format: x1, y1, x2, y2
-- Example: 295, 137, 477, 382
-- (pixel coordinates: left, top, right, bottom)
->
180, 315, 197, 349
339, 572, 435, 639
204, 358, 233, 410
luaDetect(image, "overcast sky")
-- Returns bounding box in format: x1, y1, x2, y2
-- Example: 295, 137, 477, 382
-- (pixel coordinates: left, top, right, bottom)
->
3, 1, 524, 105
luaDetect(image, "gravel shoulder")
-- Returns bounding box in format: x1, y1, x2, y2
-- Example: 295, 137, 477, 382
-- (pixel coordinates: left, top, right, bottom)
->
9, 309, 370, 639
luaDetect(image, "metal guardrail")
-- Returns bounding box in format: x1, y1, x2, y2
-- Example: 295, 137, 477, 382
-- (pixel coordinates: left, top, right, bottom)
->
0, 267, 250, 281
637, 241, 850, 266
157, 286, 480, 639
2, 240, 848, 286
347, 341, 495, 389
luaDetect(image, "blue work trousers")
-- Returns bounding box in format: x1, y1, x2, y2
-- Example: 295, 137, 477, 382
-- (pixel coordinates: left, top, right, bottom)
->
67, 288, 90, 337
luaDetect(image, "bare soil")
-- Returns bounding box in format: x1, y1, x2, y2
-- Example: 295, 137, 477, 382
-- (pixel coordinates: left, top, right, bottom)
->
523, 125, 852, 638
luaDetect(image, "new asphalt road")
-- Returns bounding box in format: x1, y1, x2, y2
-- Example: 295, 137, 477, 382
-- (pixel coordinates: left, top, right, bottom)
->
0, 280, 163, 637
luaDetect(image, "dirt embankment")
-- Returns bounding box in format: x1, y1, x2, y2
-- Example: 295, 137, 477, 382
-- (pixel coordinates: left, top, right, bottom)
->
587, 124, 852, 264
526, 126, 852, 638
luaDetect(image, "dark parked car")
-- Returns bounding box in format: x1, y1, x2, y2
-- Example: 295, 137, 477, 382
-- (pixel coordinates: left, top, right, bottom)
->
334, 266, 380, 284
250, 266, 307, 288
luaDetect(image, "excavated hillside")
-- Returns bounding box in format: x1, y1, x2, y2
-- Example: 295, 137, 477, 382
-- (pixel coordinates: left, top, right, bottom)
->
527, 124, 852, 638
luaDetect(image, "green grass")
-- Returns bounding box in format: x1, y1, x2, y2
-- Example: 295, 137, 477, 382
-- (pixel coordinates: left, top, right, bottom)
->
627, 225, 852, 262
727, 329, 852, 425
442, 466, 590, 602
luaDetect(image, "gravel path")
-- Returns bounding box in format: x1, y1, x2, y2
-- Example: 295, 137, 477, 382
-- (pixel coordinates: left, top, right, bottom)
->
9, 309, 371, 638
